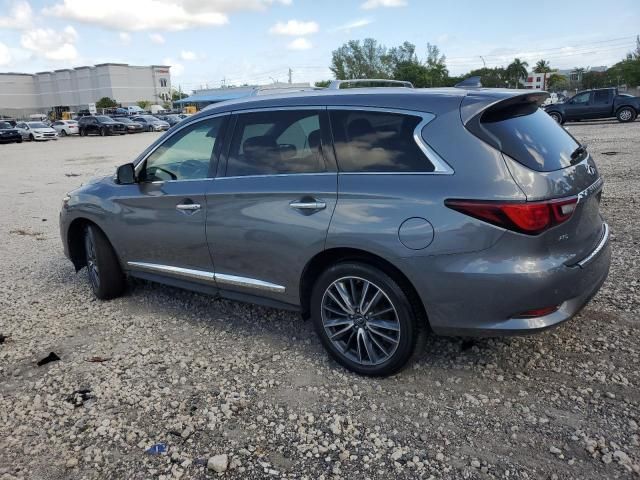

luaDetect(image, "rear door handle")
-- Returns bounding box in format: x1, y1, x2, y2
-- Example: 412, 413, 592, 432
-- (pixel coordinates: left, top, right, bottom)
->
290, 200, 326, 210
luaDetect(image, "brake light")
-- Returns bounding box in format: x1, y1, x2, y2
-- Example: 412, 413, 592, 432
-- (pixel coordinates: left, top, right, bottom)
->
445, 197, 578, 235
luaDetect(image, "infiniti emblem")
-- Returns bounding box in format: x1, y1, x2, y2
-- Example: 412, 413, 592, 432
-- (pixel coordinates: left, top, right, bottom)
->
586, 164, 596, 175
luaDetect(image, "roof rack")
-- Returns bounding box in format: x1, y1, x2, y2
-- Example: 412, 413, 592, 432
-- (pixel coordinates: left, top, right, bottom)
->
455, 76, 482, 88
327, 79, 414, 90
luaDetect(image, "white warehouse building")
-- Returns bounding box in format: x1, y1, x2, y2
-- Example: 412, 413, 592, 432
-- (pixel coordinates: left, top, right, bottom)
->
0, 63, 172, 119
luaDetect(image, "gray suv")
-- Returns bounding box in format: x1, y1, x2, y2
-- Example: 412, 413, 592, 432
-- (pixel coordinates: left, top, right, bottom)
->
60, 86, 611, 376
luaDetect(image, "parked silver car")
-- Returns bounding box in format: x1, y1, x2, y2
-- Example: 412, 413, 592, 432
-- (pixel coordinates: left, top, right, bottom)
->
59, 86, 611, 376
15, 121, 58, 141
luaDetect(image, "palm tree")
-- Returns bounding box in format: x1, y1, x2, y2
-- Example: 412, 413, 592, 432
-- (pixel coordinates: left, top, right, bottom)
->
507, 58, 529, 88
534, 60, 552, 89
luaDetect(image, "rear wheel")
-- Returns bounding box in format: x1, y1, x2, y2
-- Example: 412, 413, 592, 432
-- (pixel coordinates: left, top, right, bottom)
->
79, 128, 85, 137
100, 127, 106, 136
616, 106, 637, 123
29, 134, 34, 141
60, 129, 67, 137
148, 125, 154, 132
83, 225, 125, 300
548, 111, 563, 124
311, 262, 418, 376
16, 138, 22, 144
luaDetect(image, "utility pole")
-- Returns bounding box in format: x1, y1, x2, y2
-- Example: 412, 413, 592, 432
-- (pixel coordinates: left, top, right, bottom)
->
288, 68, 292, 84
480, 56, 486, 68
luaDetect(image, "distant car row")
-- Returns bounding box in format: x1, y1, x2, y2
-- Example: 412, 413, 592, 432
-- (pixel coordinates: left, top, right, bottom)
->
0, 114, 193, 144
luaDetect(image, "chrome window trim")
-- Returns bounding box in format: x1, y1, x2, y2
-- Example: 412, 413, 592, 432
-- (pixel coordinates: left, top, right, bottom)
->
215, 172, 335, 181
126, 262, 286, 293
134, 112, 231, 175
326, 105, 454, 175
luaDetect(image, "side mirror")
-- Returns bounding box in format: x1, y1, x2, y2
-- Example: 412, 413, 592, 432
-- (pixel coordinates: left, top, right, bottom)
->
116, 163, 136, 184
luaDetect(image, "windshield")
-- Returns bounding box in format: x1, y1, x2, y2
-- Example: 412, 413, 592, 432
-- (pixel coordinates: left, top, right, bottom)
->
0, 122, 12, 129
28, 122, 47, 128
116, 118, 133, 123
96, 116, 116, 123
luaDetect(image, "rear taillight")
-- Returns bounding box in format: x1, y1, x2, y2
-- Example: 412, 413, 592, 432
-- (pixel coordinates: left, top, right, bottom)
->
513, 305, 560, 318
445, 197, 578, 235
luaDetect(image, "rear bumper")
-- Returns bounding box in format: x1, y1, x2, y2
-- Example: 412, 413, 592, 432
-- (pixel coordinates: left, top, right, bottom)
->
401, 223, 611, 336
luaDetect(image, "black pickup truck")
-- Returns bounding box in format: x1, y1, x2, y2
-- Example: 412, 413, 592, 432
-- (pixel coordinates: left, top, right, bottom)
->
544, 87, 640, 124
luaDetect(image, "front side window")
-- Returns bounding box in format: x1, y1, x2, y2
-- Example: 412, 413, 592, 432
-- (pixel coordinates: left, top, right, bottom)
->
572, 92, 590, 104
226, 110, 325, 177
329, 110, 434, 172
140, 116, 226, 182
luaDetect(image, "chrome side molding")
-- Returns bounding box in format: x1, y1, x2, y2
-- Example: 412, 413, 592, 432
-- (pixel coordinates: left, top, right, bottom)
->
126, 262, 286, 293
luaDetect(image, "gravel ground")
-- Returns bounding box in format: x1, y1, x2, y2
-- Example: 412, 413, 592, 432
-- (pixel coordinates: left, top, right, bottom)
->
0, 122, 638, 480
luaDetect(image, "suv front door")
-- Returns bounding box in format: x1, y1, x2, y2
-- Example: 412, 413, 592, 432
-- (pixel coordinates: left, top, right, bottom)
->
112, 114, 229, 283
206, 108, 337, 307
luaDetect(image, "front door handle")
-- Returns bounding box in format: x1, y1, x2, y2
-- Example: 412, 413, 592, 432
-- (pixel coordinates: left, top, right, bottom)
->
176, 203, 201, 212
290, 199, 326, 210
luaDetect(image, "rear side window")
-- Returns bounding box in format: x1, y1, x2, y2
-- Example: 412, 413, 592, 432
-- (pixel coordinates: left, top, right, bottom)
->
593, 90, 610, 104
481, 104, 579, 172
226, 110, 325, 177
329, 110, 434, 172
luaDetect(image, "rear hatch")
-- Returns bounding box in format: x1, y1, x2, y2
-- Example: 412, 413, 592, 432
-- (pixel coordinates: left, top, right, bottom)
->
462, 92, 605, 264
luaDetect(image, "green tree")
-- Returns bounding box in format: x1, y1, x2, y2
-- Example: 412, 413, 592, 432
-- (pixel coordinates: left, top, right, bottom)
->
547, 73, 568, 91
136, 100, 152, 110
459, 67, 509, 88
534, 60, 552, 73
171, 89, 188, 101
506, 58, 529, 88
424, 43, 448, 87
330, 38, 392, 80
95, 97, 117, 109
314, 80, 331, 88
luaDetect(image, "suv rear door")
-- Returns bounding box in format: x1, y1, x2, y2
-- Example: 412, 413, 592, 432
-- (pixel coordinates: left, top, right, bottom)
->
205, 107, 337, 306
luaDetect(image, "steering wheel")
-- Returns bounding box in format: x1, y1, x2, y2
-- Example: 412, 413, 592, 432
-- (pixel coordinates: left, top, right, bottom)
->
177, 159, 207, 179
146, 166, 177, 181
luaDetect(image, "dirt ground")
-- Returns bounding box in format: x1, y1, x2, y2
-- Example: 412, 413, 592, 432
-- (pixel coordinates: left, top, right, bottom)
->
0, 121, 638, 479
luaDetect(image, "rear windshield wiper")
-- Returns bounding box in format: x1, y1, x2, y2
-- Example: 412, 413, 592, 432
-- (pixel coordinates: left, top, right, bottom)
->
570, 144, 588, 164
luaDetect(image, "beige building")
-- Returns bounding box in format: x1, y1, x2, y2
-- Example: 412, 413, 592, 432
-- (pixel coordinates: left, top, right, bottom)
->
0, 63, 172, 118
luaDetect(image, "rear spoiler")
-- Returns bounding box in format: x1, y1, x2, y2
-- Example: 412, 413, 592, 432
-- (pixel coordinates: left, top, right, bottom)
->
460, 91, 549, 126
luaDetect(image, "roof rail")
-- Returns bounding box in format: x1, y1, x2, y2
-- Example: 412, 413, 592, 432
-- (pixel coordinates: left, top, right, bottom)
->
327, 79, 414, 90
455, 76, 482, 88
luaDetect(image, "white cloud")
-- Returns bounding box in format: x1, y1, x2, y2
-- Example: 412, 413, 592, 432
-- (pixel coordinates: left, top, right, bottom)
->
43, 0, 292, 32
270, 20, 319, 36
287, 37, 312, 50
0, 0, 33, 30
361, 0, 406, 9
20, 26, 79, 61
180, 50, 197, 61
0, 42, 12, 66
334, 18, 372, 32
149, 33, 165, 44
163, 57, 184, 76
119, 32, 131, 45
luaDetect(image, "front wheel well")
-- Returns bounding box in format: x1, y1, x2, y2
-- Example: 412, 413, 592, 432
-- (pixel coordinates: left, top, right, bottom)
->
66, 219, 107, 272
299, 247, 429, 329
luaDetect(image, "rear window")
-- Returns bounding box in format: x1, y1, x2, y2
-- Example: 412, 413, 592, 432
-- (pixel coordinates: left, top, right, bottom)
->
481, 104, 579, 172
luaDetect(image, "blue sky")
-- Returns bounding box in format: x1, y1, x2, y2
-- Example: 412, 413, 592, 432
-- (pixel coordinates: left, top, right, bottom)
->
0, 0, 638, 92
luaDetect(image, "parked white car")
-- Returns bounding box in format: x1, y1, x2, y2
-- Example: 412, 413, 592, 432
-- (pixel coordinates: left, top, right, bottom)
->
15, 121, 58, 141
52, 120, 79, 137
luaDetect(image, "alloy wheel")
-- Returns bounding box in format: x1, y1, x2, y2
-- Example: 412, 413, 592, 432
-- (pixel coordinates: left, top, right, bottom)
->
84, 227, 100, 291
619, 109, 632, 121
321, 276, 401, 366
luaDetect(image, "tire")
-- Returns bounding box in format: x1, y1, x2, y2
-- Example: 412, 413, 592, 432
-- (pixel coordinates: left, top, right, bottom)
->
83, 224, 125, 300
148, 125, 154, 132
79, 129, 85, 137
548, 111, 563, 124
100, 127, 106, 137
310, 262, 418, 376
60, 129, 67, 137
16, 138, 22, 144
29, 134, 34, 142
616, 106, 637, 123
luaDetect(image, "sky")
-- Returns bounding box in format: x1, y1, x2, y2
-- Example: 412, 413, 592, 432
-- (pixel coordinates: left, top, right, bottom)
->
0, 0, 638, 93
